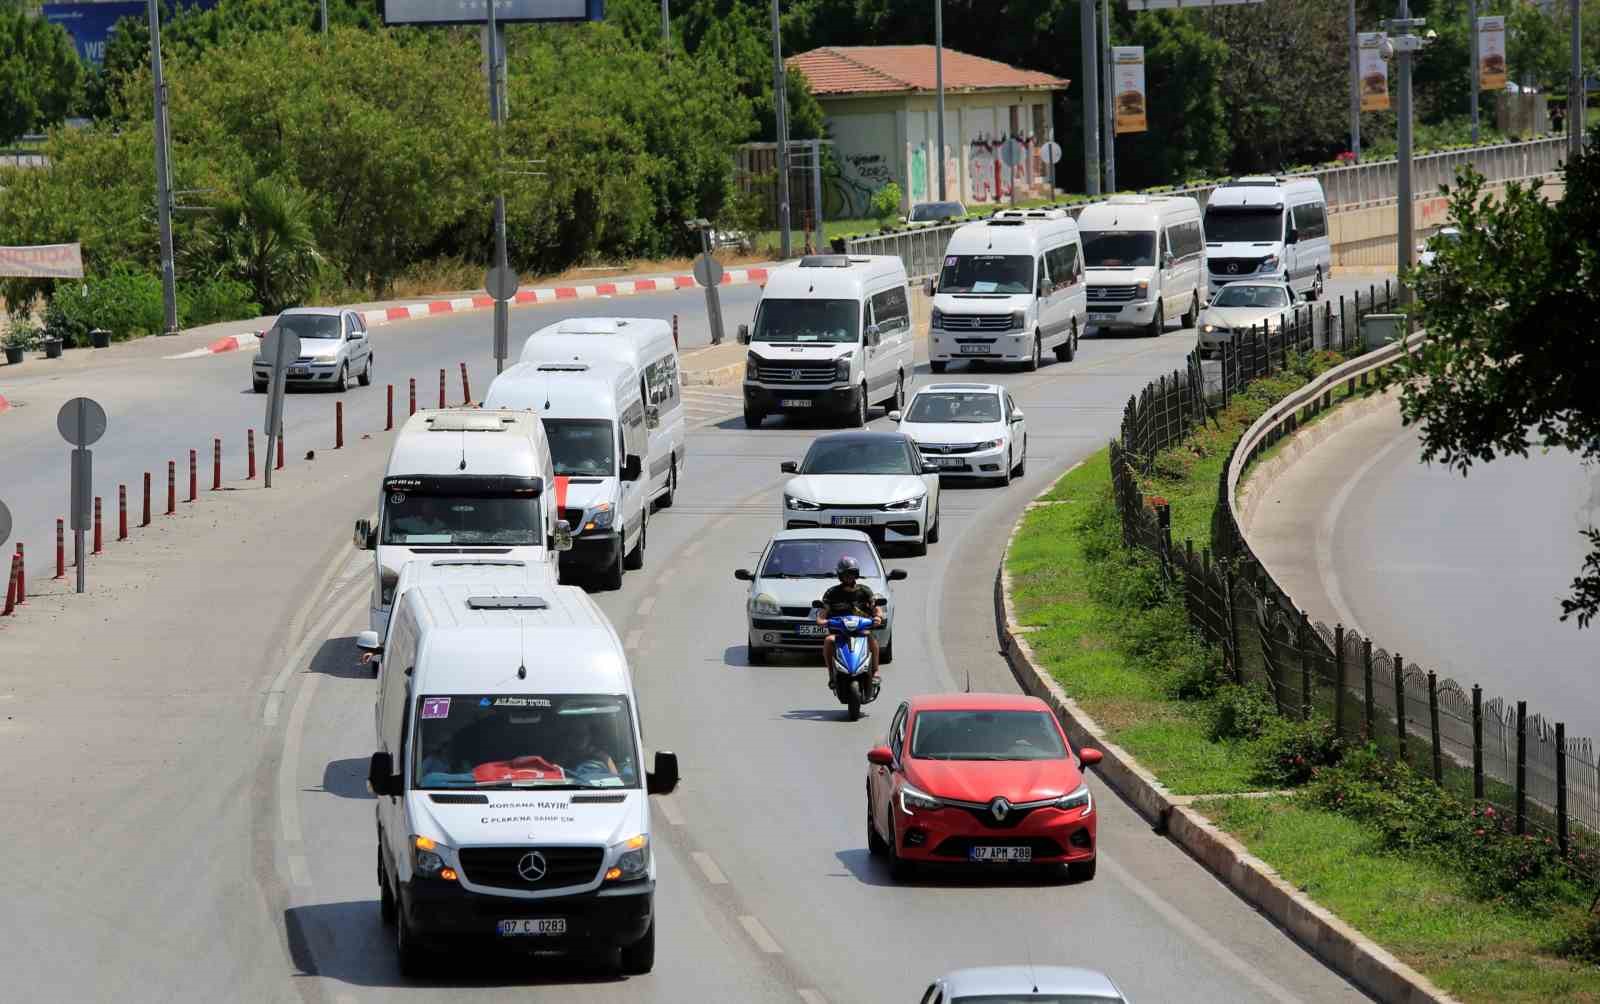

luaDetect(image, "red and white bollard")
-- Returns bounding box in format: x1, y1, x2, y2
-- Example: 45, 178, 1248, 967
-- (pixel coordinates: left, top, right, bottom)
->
55, 518, 64, 579
13, 543, 24, 604
460, 362, 471, 406
247, 429, 257, 480
167, 461, 176, 515
213, 438, 222, 491
276, 432, 284, 471
93, 497, 103, 554
119, 485, 128, 541
672, 314, 679, 348
335, 401, 344, 449
188, 449, 197, 503
3, 553, 17, 617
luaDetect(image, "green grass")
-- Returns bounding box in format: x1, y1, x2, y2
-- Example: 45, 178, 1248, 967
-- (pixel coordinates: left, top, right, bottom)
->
754, 217, 880, 253
1198, 796, 1600, 1003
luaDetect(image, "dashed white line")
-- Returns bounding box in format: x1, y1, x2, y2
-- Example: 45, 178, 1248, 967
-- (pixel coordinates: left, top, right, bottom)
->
797, 990, 829, 1004
690, 851, 728, 885
655, 797, 684, 825
737, 915, 783, 954
636, 595, 657, 618
288, 854, 311, 888
277, 671, 322, 845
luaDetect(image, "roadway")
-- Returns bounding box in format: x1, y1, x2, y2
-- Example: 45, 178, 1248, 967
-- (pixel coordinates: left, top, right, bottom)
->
0, 272, 1384, 1002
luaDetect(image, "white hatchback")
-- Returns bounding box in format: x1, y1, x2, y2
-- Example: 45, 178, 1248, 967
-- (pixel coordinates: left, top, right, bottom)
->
891, 382, 1027, 486
780, 431, 942, 555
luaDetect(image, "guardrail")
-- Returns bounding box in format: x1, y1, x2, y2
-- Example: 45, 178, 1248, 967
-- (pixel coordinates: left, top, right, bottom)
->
846, 136, 1570, 279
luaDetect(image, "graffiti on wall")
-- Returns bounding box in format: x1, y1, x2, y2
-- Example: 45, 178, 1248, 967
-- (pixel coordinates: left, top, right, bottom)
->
910, 148, 928, 203
967, 131, 1044, 205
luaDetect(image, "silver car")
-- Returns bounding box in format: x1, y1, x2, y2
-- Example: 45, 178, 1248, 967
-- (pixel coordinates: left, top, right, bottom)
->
734, 529, 907, 665
252, 307, 374, 393
920, 965, 1130, 1003
1196, 280, 1296, 355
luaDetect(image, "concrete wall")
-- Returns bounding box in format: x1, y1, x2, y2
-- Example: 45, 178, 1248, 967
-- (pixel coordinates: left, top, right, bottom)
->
1331, 177, 1566, 269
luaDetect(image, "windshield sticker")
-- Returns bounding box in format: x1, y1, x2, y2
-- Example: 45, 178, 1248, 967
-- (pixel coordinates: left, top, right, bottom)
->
971, 281, 998, 293
389, 493, 406, 505
945, 256, 958, 266
494, 697, 553, 708
421, 697, 451, 719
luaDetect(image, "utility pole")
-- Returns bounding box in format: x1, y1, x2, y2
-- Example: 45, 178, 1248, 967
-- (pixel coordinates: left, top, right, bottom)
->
1102, 0, 1115, 192
1571, 0, 1584, 160
1080, 0, 1100, 197
935, 0, 946, 201
1469, 0, 1478, 143
321, 0, 328, 33
147, 0, 178, 336
488, 0, 510, 374
1387, 2, 1425, 306
770, 0, 791, 258
1349, 0, 1362, 159
661, 0, 669, 47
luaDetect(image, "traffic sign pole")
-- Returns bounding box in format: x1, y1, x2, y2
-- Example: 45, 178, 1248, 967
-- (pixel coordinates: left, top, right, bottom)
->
58, 396, 107, 594
693, 231, 726, 346
261, 327, 300, 489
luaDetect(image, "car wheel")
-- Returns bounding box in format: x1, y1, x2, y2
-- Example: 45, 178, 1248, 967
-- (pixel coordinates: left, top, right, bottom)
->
358, 355, 373, 387
880, 639, 893, 665
747, 643, 767, 665
1068, 858, 1097, 883
252, 380, 267, 394
1014, 436, 1027, 477
599, 532, 625, 590
1308, 269, 1324, 302
1183, 294, 1199, 328
850, 384, 868, 428
619, 919, 655, 975
624, 512, 645, 570
658, 458, 676, 510
927, 506, 940, 544
999, 447, 1013, 487
930, 361, 948, 374
1024, 334, 1041, 372
887, 814, 915, 881
1054, 320, 1076, 361
335, 363, 349, 392
743, 408, 764, 429
395, 904, 428, 978
378, 848, 397, 926
867, 786, 889, 855
1147, 301, 1163, 338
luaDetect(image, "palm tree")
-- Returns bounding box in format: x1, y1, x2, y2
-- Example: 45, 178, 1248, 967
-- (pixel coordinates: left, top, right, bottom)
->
185, 177, 323, 312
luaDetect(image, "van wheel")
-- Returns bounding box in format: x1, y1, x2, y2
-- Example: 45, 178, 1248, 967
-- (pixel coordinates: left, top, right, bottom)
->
930, 361, 948, 374
396, 909, 428, 978
743, 408, 764, 429
1054, 321, 1077, 361
850, 384, 868, 427
748, 644, 767, 665
1024, 334, 1041, 372
624, 514, 646, 570
880, 639, 893, 664
888, 371, 905, 412
600, 534, 625, 590
1147, 301, 1163, 338
1183, 294, 1199, 328
620, 919, 656, 975
378, 848, 397, 926
1307, 269, 1324, 302
658, 458, 676, 509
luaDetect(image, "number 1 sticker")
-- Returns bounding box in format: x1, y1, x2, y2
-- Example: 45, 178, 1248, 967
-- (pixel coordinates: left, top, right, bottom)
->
421, 697, 451, 719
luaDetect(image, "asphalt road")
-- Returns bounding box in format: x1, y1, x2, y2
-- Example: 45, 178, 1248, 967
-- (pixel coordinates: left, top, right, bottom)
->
0, 273, 1385, 1002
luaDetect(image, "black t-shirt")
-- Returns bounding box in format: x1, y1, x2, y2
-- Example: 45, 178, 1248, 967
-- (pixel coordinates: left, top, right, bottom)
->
821, 582, 876, 617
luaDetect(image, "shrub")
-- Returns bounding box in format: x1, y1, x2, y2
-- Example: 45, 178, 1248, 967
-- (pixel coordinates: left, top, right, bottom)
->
4, 314, 41, 350
1252, 716, 1343, 787
180, 278, 260, 327
1558, 909, 1600, 965
45, 270, 165, 344
1208, 683, 1276, 741
871, 182, 903, 225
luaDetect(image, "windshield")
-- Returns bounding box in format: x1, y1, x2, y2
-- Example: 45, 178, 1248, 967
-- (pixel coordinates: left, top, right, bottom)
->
801, 438, 914, 476
938, 254, 1033, 294
910, 710, 1068, 761
544, 419, 615, 477
906, 392, 1001, 424
760, 538, 882, 578
1210, 285, 1290, 309
414, 694, 639, 790
381, 495, 542, 546
273, 313, 340, 339
752, 299, 860, 344
1081, 230, 1156, 268
1204, 207, 1283, 244
911, 202, 962, 222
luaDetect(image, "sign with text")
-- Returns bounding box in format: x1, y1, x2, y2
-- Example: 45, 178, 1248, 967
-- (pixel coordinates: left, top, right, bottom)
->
381, 0, 603, 24
0, 243, 84, 279
43, 1, 216, 67
1112, 47, 1147, 135
1359, 33, 1390, 112
1478, 16, 1507, 91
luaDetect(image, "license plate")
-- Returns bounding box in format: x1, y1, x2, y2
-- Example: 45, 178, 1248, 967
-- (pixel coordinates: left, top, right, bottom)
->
498, 918, 567, 937
926, 456, 965, 467
831, 515, 873, 526
780, 398, 812, 408
969, 846, 1033, 863
795, 623, 826, 637
290, 366, 310, 377
1089, 312, 1119, 322
958, 344, 990, 355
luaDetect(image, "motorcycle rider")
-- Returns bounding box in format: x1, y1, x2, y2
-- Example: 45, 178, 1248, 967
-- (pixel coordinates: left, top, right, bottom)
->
817, 556, 884, 688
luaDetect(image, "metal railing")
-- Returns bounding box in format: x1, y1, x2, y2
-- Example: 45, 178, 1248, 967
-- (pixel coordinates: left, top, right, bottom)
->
846, 136, 1570, 280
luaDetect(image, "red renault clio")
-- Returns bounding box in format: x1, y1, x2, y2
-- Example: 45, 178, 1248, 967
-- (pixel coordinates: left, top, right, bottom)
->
865, 694, 1102, 881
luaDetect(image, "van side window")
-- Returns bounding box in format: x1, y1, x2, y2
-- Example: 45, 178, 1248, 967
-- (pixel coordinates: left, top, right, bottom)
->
1045, 243, 1080, 288
869, 286, 911, 334
1292, 201, 1327, 240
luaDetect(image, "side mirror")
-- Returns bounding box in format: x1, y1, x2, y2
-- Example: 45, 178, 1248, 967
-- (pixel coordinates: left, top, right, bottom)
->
367, 752, 401, 796
622, 454, 643, 482
645, 405, 661, 430
1286, 228, 1299, 245
866, 324, 882, 346
1079, 748, 1104, 768
921, 462, 941, 475
1010, 411, 1025, 423
898, 216, 908, 224
1415, 243, 1426, 254
647, 751, 680, 795
873, 596, 888, 608
356, 630, 383, 654
887, 568, 908, 582
737, 323, 751, 345
888, 410, 903, 422
734, 568, 754, 581
553, 519, 575, 552
780, 461, 799, 474
353, 518, 373, 550
923, 277, 935, 297
810, 599, 824, 609
866, 745, 894, 767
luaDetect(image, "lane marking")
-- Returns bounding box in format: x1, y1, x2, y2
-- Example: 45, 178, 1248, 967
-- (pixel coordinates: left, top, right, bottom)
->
797, 991, 829, 1004
690, 851, 728, 885
1315, 412, 1413, 634
277, 671, 322, 845
655, 797, 684, 826
636, 594, 656, 618
263, 552, 367, 725
288, 854, 311, 888
335, 994, 359, 1004
737, 915, 783, 954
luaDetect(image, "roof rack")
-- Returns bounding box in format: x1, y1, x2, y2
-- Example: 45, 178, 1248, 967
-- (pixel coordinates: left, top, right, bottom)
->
426, 414, 513, 432
1220, 176, 1282, 187
429, 559, 526, 567
466, 595, 550, 610
988, 208, 1069, 224
535, 362, 589, 372
798, 255, 852, 268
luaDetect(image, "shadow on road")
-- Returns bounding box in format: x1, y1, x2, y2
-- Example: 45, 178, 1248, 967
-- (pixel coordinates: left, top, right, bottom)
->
831, 849, 1079, 889
314, 757, 375, 800
309, 635, 373, 680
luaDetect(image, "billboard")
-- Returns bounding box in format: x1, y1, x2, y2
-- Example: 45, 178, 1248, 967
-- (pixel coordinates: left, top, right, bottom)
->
43, 1, 218, 67
1112, 46, 1147, 135
381, 0, 604, 24
0, 244, 85, 279
1478, 16, 1507, 91
1358, 32, 1389, 112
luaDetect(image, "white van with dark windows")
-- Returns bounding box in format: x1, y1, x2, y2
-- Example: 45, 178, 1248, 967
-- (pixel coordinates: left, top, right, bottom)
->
928, 208, 1087, 373
738, 255, 914, 429
355, 411, 571, 634
1079, 195, 1206, 337
358, 568, 678, 978
482, 358, 650, 590
1203, 177, 1332, 301
520, 318, 685, 510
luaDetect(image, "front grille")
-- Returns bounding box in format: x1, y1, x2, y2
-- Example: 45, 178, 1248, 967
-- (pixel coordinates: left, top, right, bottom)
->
1208, 257, 1266, 276
915, 441, 986, 455
752, 360, 839, 384
957, 804, 1041, 829
938, 314, 1013, 332
930, 836, 1066, 858
458, 846, 605, 890
780, 605, 815, 617
1087, 284, 1138, 302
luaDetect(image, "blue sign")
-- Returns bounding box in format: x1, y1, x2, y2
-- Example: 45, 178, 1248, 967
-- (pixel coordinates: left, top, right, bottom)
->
43, 1, 219, 68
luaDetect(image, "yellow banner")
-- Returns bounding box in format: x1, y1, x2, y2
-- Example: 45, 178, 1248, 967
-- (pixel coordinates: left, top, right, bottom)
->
1478, 16, 1507, 91
1358, 33, 1389, 112
1113, 46, 1147, 135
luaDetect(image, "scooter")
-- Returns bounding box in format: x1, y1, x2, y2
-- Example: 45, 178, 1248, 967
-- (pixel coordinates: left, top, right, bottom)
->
812, 599, 886, 721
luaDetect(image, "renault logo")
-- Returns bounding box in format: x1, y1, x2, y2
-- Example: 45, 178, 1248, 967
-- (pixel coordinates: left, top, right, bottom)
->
1227, 263, 1239, 274
517, 851, 548, 882
989, 796, 1011, 822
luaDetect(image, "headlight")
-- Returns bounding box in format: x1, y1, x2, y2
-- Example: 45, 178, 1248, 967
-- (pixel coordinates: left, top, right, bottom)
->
834, 353, 853, 382
785, 494, 822, 511
980, 439, 1004, 450
1258, 255, 1280, 273
412, 835, 456, 880
930, 307, 944, 330
883, 494, 925, 512
746, 351, 762, 371
1135, 281, 1150, 298
899, 782, 941, 814
605, 834, 650, 882
586, 502, 614, 530
1055, 784, 1093, 814
1009, 310, 1026, 330
1202, 323, 1216, 333
750, 592, 781, 616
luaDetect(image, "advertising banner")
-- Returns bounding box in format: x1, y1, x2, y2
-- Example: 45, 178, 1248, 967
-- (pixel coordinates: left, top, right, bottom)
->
1478, 16, 1507, 91
43, 2, 216, 67
1112, 46, 1148, 135
381, 0, 604, 24
1358, 32, 1390, 112
0, 244, 85, 279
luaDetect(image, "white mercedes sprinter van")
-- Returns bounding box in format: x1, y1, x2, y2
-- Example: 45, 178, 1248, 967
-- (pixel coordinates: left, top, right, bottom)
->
737, 254, 914, 429
483, 358, 650, 590
1079, 195, 1206, 337
355, 411, 571, 634
359, 569, 679, 978
521, 318, 685, 509
1203, 176, 1332, 301
927, 208, 1087, 373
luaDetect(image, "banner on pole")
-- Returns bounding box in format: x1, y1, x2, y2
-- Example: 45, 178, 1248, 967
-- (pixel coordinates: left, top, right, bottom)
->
1112, 47, 1147, 135
1358, 33, 1390, 112
0, 243, 84, 279
1478, 16, 1507, 91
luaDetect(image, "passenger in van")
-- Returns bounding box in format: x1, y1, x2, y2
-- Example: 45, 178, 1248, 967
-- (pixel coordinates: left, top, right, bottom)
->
562, 716, 621, 777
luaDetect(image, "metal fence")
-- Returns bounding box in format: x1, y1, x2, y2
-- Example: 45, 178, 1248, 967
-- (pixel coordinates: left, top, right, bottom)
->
1105, 313, 1600, 857
845, 136, 1569, 279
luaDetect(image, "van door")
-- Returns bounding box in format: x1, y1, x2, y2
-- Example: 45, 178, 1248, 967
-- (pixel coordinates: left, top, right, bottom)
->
642, 355, 680, 499
867, 284, 913, 405
620, 398, 649, 540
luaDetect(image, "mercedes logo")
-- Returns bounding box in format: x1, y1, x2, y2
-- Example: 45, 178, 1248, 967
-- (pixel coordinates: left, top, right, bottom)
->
516, 850, 548, 882
989, 796, 1011, 822
1227, 263, 1239, 274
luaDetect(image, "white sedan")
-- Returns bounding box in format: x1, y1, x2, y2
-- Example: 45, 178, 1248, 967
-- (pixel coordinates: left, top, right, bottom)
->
252, 306, 374, 392
780, 431, 942, 556
1416, 226, 1461, 269
1196, 281, 1296, 356
891, 382, 1027, 486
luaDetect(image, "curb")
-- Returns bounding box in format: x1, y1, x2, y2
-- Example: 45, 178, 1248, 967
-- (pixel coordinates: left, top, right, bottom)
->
681, 360, 744, 388
993, 464, 1460, 1004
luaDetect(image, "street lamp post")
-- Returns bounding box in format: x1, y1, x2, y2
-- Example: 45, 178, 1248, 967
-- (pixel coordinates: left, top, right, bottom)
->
1571, 0, 1584, 160
770, 0, 791, 258
1349, 0, 1361, 159
1469, 0, 1478, 144
1080, 0, 1100, 197
487, 0, 510, 374
935, 0, 946, 201
1102, 0, 1115, 192
146, 0, 178, 336
1384, 5, 1429, 306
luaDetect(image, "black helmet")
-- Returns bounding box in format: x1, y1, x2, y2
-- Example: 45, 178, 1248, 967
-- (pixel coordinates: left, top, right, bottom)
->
836, 555, 861, 577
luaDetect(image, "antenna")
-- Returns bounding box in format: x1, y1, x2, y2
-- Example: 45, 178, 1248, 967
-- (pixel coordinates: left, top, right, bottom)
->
964, 667, 971, 693
517, 615, 528, 679
458, 429, 467, 471
1023, 930, 1039, 993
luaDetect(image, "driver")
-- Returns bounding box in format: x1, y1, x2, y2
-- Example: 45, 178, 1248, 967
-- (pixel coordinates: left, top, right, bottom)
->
564, 717, 618, 776
816, 556, 883, 687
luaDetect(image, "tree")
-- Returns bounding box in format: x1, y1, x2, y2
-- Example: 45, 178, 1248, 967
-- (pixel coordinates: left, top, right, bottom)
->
1394, 127, 1600, 627
1113, 11, 1230, 189
183, 177, 324, 312
0, 8, 82, 145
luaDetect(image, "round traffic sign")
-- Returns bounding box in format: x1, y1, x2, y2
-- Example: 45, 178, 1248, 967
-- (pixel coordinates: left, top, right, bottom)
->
485, 265, 519, 302
1041, 141, 1063, 165
999, 138, 1025, 168
261, 329, 302, 369
57, 396, 107, 447
692, 253, 724, 288
0, 499, 11, 548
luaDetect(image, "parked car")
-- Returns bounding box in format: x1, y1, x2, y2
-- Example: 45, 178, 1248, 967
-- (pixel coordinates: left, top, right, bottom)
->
902, 201, 967, 228
1196, 281, 1296, 356
1416, 226, 1461, 269
734, 529, 907, 665
919, 966, 1131, 1003
253, 307, 373, 392
891, 382, 1027, 486
780, 431, 942, 555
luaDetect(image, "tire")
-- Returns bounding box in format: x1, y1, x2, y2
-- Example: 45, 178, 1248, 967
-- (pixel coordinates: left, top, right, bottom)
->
887, 815, 915, 881
880, 640, 893, 665
926, 506, 940, 544
358, 355, 373, 387
1307, 269, 1324, 302
1068, 858, 1098, 883
336, 363, 349, 392
848, 384, 868, 428
599, 534, 625, 590
930, 361, 948, 374
1183, 294, 1199, 328
658, 458, 676, 509
396, 908, 428, 979
1147, 301, 1163, 338
378, 848, 396, 927
1024, 334, 1041, 372
743, 408, 764, 429
747, 644, 767, 665
619, 919, 656, 976
252, 380, 267, 394
1013, 436, 1027, 477
887, 371, 905, 412
1054, 320, 1077, 361
846, 681, 862, 721
867, 788, 888, 856
999, 447, 1012, 487
624, 513, 645, 570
